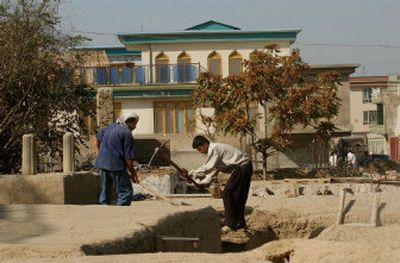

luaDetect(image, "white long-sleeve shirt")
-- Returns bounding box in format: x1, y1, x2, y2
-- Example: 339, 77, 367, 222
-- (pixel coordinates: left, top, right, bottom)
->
189, 142, 250, 184
329, 154, 337, 167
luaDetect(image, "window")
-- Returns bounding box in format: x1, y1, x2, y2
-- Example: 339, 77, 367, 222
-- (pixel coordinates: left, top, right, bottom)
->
176, 52, 197, 82
207, 51, 222, 76
248, 104, 260, 132
155, 53, 170, 83
377, 103, 384, 125
110, 64, 133, 84
85, 64, 134, 85
154, 101, 195, 134
229, 51, 243, 76
362, 88, 372, 103
94, 67, 107, 84
363, 110, 378, 125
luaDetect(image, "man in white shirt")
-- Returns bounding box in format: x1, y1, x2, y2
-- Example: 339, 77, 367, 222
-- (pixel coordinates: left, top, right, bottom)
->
329, 150, 338, 167
182, 135, 253, 232
347, 150, 356, 167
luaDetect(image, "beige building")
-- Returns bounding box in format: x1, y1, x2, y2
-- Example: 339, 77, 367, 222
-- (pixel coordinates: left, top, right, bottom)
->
349, 75, 400, 160
77, 21, 358, 170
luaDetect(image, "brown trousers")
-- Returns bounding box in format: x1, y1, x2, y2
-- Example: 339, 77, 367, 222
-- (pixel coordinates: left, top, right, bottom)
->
223, 161, 253, 230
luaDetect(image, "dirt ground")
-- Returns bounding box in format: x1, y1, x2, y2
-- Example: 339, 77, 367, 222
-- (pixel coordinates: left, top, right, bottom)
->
1, 181, 400, 263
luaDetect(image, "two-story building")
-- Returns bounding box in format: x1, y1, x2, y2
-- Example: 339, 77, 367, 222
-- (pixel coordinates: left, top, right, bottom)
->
76, 20, 358, 170
349, 75, 400, 160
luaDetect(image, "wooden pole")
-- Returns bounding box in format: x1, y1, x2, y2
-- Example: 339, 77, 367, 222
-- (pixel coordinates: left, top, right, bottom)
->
370, 192, 381, 227
336, 189, 346, 225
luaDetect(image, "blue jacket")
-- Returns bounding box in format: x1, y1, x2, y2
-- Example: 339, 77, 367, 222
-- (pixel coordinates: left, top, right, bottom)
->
95, 123, 135, 171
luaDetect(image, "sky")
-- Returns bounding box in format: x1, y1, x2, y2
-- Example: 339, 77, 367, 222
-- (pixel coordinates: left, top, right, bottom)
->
59, 0, 400, 76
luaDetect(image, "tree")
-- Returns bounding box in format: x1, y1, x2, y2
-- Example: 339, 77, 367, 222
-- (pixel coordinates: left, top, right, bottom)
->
0, 0, 93, 174
193, 45, 341, 179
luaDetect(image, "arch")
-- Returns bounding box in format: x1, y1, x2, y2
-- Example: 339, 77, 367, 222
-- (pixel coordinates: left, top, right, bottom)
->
229, 50, 243, 76
155, 52, 169, 83
176, 52, 196, 82
177, 52, 191, 64
207, 51, 222, 76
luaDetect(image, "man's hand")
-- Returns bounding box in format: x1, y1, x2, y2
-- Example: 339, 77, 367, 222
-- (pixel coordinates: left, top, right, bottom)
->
131, 174, 140, 184
126, 159, 139, 184
181, 168, 189, 178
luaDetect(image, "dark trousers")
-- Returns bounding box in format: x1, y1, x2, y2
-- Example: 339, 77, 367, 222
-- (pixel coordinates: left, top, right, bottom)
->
223, 161, 253, 230
99, 169, 133, 206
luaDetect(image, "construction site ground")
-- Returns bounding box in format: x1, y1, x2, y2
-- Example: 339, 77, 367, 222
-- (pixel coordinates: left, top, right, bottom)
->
1, 180, 400, 263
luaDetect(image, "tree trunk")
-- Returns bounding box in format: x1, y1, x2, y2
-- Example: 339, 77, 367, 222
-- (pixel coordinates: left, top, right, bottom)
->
262, 152, 268, 180
263, 103, 269, 180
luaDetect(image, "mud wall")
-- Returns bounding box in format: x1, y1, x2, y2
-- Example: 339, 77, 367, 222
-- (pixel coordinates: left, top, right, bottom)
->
0, 172, 100, 204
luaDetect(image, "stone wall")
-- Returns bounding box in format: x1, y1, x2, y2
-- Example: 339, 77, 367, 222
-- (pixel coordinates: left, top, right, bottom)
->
96, 88, 114, 129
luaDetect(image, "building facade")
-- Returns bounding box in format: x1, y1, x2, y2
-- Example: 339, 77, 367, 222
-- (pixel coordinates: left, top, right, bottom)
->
76, 21, 358, 170
349, 75, 400, 160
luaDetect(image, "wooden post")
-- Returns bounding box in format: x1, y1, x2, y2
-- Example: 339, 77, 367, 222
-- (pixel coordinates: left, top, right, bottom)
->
370, 192, 381, 227
336, 189, 346, 225
63, 132, 75, 173
22, 134, 36, 175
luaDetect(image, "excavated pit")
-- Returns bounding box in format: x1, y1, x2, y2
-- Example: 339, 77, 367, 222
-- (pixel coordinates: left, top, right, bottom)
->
220, 208, 330, 253
80, 206, 221, 255
80, 206, 330, 256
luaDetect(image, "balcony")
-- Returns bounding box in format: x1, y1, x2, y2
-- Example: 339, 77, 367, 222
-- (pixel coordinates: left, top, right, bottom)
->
370, 88, 382, 103
83, 63, 201, 86
369, 124, 386, 134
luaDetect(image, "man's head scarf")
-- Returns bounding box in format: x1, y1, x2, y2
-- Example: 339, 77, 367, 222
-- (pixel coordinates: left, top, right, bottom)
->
116, 112, 139, 126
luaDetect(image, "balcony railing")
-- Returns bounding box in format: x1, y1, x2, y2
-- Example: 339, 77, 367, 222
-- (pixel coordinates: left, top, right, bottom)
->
83, 63, 201, 85
371, 91, 382, 103
369, 124, 386, 134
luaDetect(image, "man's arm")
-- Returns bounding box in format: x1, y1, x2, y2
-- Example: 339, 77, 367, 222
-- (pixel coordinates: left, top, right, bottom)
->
126, 159, 139, 183
181, 168, 215, 187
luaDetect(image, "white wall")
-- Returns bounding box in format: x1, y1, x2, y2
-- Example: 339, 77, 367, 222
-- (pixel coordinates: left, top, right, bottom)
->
117, 98, 154, 134
129, 40, 291, 78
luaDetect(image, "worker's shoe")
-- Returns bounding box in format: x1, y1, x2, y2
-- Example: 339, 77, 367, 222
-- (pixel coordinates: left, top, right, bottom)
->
236, 222, 247, 230
221, 226, 233, 234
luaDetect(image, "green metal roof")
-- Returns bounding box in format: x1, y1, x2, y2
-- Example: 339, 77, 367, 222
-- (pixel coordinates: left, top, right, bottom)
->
118, 30, 300, 45
104, 48, 141, 57
185, 20, 240, 31
74, 46, 141, 56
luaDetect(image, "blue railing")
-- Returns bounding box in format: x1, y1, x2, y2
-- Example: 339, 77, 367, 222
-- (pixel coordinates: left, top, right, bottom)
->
84, 63, 200, 85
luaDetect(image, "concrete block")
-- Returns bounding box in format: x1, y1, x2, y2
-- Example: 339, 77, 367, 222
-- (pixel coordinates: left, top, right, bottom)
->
0, 172, 100, 204
133, 172, 180, 195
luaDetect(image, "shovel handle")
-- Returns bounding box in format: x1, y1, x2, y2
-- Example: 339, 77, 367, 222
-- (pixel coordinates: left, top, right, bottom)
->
157, 150, 203, 189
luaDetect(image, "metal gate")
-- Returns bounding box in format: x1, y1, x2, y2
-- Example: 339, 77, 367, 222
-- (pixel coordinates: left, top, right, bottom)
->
390, 137, 399, 160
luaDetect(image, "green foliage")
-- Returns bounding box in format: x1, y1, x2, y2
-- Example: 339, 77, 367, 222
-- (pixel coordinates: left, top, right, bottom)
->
0, 0, 93, 173
193, 45, 341, 175
328, 160, 362, 177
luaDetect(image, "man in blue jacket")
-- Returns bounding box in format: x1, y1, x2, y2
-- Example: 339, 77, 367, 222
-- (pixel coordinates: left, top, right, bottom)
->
94, 113, 140, 206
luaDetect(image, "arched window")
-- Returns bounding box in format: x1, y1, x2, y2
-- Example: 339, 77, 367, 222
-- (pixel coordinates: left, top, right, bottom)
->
178, 52, 191, 64
207, 51, 222, 77
229, 50, 243, 76
155, 52, 169, 83
176, 52, 197, 82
